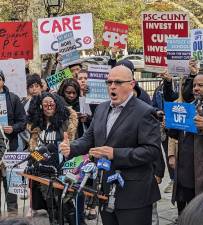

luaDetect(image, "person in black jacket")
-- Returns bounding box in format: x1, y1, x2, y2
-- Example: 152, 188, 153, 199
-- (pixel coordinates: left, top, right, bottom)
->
0, 70, 26, 215
161, 58, 199, 103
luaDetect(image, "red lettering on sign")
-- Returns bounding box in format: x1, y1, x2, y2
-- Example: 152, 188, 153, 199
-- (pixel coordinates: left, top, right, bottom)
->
40, 21, 49, 33
62, 17, 72, 31
52, 20, 62, 33
73, 16, 81, 30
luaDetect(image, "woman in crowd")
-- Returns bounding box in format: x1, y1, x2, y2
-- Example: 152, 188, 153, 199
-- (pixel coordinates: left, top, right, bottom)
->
57, 78, 91, 138
27, 92, 78, 225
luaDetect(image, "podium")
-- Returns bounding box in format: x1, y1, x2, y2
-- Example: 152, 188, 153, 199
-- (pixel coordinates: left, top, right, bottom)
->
18, 172, 108, 201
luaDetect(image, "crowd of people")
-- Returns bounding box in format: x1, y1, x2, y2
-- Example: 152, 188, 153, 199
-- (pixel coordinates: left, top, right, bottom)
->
0, 55, 202, 225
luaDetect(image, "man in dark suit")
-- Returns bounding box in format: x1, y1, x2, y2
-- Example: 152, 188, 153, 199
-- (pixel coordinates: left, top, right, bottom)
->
60, 65, 161, 225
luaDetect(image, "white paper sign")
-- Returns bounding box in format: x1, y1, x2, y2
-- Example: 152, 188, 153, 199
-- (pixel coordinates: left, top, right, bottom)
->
38, 13, 94, 54
0, 59, 27, 98
0, 94, 8, 126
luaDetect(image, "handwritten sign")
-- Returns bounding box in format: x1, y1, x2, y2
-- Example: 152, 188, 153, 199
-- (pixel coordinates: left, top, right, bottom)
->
0, 21, 33, 60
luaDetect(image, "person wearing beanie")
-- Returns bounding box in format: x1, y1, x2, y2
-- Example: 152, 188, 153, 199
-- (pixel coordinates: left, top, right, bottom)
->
0, 70, 26, 216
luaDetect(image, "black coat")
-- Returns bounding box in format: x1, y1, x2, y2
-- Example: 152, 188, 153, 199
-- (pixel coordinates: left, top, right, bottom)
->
68, 96, 161, 209
3, 86, 26, 151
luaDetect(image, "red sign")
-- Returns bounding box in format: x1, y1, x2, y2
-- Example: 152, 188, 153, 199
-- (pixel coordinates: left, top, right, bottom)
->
102, 21, 128, 49
0, 21, 33, 60
142, 12, 189, 72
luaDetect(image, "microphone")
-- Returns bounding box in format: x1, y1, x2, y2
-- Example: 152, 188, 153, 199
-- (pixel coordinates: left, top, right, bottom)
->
106, 170, 124, 213
78, 162, 97, 193
13, 146, 51, 168
97, 157, 111, 192
61, 171, 78, 199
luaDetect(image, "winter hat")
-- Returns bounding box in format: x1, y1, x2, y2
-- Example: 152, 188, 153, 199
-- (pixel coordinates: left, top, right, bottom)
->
27, 73, 42, 89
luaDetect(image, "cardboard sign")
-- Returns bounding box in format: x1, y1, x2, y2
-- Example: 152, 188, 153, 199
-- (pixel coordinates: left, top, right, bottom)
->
0, 21, 33, 60
167, 37, 191, 76
38, 13, 94, 54
57, 31, 80, 67
142, 12, 189, 72
102, 21, 128, 49
0, 94, 8, 126
86, 65, 110, 104
46, 68, 72, 91
0, 59, 27, 98
191, 29, 203, 63
164, 101, 197, 133
3, 152, 30, 195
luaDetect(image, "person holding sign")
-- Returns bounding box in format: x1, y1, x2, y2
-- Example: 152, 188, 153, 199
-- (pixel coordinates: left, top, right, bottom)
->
0, 70, 26, 215
59, 65, 161, 225
167, 73, 203, 216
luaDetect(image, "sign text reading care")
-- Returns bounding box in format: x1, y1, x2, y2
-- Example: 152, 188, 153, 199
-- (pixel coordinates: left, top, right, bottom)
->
38, 13, 94, 54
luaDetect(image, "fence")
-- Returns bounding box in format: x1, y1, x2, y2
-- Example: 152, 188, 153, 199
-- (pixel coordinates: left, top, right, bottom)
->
137, 78, 180, 98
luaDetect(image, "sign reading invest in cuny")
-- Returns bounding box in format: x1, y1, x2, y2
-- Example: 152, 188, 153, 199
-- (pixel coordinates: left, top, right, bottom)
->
142, 12, 189, 73
102, 21, 128, 49
86, 65, 111, 104
0, 22, 33, 60
38, 13, 94, 54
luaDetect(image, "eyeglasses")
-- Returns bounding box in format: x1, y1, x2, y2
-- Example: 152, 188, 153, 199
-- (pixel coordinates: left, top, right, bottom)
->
42, 102, 56, 109
105, 80, 132, 86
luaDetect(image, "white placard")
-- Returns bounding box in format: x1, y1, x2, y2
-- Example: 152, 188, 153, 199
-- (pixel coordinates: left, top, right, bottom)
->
38, 13, 94, 54
0, 59, 26, 98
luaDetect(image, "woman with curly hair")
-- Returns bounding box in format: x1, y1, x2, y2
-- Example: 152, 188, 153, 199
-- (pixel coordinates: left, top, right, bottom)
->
27, 92, 78, 225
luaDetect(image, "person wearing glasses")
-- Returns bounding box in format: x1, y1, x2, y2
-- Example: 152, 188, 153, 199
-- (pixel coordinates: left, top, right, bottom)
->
27, 92, 78, 225
59, 65, 161, 225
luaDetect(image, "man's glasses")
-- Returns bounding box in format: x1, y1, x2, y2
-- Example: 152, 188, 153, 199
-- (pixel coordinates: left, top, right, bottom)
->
105, 80, 132, 86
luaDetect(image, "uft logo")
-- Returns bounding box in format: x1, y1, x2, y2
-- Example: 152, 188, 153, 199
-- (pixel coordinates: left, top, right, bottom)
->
172, 105, 187, 123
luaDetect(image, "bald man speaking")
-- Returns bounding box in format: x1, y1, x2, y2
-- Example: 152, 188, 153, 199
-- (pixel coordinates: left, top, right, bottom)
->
60, 66, 161, 225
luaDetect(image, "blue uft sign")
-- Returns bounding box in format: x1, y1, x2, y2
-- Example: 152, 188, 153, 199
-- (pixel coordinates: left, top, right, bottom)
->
164, 102, 197, 133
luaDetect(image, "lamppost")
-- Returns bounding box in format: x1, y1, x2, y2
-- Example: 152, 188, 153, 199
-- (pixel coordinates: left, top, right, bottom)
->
44, 0, 65, 17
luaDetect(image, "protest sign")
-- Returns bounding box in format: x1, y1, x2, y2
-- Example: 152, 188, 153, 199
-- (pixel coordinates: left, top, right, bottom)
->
142, 12, 189, 73
62, 155, 89, 174
167, 37, 191, 76
79, 96, 92, 115
164, 101, 197, 133
191, 29, 203, 63
86, 65, 111, 104
0, 94, 8, 126
46, 68, 72, 91
38, 13, 94, 54
3, 152, 30, 195
57, 31, 80, 67
0, 21, 33, 60
0, 59, 27, 98
102, 21, 128, 49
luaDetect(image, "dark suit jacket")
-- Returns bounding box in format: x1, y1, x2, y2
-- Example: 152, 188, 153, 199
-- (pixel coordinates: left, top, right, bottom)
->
69, 96, 161, 209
